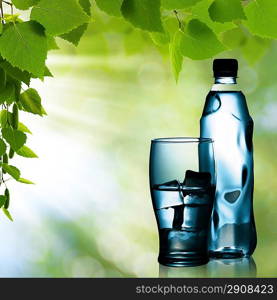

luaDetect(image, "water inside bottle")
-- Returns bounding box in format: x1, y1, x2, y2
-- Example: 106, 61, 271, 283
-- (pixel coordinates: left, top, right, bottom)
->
200, 90, 256, 257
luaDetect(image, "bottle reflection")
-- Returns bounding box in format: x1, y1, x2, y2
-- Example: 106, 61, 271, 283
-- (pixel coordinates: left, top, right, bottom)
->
207, 257, 257, 278
159, 263, 208, 278
159, 257, 256, 278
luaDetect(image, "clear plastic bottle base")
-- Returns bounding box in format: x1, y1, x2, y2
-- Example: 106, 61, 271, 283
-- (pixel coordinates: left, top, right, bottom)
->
209, 247, 247, 259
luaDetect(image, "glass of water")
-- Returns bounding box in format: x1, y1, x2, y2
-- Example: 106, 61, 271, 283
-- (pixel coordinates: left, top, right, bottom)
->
149, 137, 215, 267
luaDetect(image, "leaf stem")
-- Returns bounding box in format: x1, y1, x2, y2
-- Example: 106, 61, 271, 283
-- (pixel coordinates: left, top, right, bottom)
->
173, 10, 183, 31
0, 0, 4, 24
1, 174, 6, 188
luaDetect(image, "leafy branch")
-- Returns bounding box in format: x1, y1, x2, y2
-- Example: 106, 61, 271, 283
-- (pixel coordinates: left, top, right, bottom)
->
0, 0, 275, 221
94, 0, 276, 81
0, 0, 91, 221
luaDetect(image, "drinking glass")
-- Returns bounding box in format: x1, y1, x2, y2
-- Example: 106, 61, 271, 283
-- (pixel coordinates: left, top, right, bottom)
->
149, 137, 215, 267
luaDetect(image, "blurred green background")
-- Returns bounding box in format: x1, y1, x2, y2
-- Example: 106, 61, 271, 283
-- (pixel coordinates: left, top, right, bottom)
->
0, 6, 276, 278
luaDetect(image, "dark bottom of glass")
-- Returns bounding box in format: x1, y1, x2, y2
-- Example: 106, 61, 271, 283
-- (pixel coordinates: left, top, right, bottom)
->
209, 247, 246, 259
158, 252, 209, 267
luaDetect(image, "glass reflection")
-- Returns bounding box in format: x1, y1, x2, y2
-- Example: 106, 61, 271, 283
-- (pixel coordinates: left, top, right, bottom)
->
159, 257, 256, 278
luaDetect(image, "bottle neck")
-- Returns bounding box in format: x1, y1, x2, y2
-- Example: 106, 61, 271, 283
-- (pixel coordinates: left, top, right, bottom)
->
214, 77, 237, 84
212, 76, 240, 91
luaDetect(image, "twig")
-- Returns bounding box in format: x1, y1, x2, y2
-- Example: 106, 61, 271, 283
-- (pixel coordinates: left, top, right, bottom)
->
0, 0, 4, 24
174, 10, 183, 30
3, 1, 13, 15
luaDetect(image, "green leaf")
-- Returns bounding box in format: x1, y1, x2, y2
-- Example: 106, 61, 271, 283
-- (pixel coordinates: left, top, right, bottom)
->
60, 23, 89, 46
44, 66, 53, 78
121, 0, 164, 32
31, 66, 53, 81
3, 14, 22, 24
0, 139, 6, 157
221, 27, 246, 49
19, 88, 46, 116
0, 68, 6, 91
31, 0, 90, 36
244, 0, 277, 39
242, 35, 271, 65
163, 17, 179, 39
0, 139, 6, 156
150, 31, 170, 46
0, 196, 6, 209
47, 36, 59, 50
18, 177, 35, 184
0, 61, 31, 86
170, 30, 183, 82
1, 163, 21, 180
95, 0, 123, 16
0, 22, 2, 35
79, 0, 92, 15
161, 0, 202, 9
209, 0, 246, 23
179, 19, 225, 60
12, 0, 39, 10
60, 0, 91, 46
16, 146, 38, 158
0, 82, 16, 105
18, 122, 32, 134
0, 110, 11, 128
2, 128, 27, 151
0, 21, 47, 77
191, 0, 236, 34
2, 208, 13, 222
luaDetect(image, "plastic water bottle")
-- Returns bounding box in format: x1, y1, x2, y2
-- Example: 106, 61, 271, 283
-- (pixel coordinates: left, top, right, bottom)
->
200, 59, 257, 258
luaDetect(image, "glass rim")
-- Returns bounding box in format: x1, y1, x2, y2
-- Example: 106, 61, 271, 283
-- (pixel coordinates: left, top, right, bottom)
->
151, 137, 213, 143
